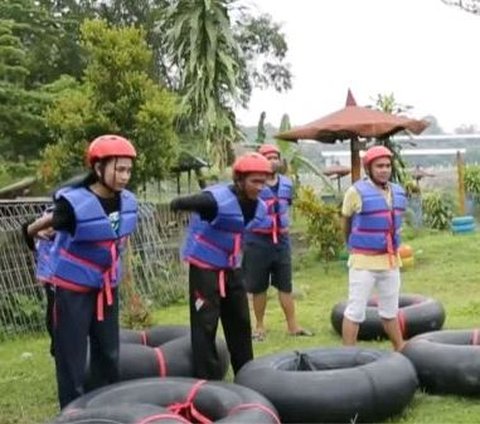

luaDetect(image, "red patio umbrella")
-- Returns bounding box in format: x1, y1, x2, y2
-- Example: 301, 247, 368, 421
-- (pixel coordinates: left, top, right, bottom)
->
275, 90, 429, 182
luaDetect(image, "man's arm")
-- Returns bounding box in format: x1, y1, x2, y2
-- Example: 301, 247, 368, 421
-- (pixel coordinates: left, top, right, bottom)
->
170, 192, 218, 222
341, 186, 361, 245
342, 216, 352, 244
26, 213, 54, 239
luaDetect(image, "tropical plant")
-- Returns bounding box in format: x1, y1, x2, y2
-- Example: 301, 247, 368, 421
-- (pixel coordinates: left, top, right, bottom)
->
164, 0, 291, 169
164, 0, 242, 169
295, 185, 343, 263
404, 178, 421, 197
464, 165, 480, 195
422, 191, 454, 230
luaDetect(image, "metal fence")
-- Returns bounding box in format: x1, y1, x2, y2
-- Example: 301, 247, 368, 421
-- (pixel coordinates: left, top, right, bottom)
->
0, 199, 188, 340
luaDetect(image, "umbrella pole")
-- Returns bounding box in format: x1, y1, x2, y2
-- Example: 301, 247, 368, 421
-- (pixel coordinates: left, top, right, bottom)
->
350, 137, 361, 183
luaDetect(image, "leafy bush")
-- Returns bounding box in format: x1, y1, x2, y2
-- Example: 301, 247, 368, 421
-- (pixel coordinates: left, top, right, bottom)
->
404, 178, 421, 196
295, 186, 343, 262
422, 191, 454, 230
464, 165, 480, 195
0, 159, 38, 187
0, 293, 44, 339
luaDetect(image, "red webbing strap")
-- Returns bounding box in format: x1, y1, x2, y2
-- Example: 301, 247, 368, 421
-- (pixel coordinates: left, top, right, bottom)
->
96, 290, 104, 321
167, 380, 212, 424
136, 413, 190, 424
153, 347, 167, 377
228, 403, 281, 424
218, 270, 226, 298
97, 242, 118, 321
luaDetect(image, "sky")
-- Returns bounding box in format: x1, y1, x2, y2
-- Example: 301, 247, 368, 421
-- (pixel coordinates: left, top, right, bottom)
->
235, 0, 480, 133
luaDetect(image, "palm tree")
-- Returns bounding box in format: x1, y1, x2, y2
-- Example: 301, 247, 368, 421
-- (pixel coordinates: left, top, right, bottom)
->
165, 0, 241, 169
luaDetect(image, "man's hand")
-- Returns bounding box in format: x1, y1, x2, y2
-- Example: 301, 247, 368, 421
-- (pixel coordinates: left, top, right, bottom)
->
36, 227, 55, 241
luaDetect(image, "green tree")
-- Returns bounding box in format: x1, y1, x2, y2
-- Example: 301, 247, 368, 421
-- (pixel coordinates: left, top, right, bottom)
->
0, 0, 84, 86
235, 12, 292, 99
255, 111, 267, 144
0, 19, 51, 158
50, 1, 291, 169
164, 0, 291, 169
91, 0, 171, 84
165, 0, 241, 168
42, 20, 179, 188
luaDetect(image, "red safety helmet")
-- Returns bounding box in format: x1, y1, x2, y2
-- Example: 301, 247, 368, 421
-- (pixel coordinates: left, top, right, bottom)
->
233, 153, 272, 175
258, 143, 281, 157
362, 145, 393, 168
86, 135, 137, 167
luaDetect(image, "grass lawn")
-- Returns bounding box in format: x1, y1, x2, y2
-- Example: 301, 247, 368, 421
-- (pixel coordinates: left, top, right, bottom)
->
1, 230, 480, 423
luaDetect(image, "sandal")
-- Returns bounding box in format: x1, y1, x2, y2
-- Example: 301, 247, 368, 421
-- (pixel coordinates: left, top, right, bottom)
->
289, 329, 314, 337
252, 331, 266, 342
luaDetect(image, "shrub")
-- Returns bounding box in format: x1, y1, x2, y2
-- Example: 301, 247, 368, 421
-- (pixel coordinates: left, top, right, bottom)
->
295, 186, 343, 263
464, 165, 480, 196
422, 191, 454, 230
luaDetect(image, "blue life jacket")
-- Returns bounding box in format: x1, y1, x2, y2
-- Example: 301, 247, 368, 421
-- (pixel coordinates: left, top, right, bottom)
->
50, 187, 137, 292
248, 175, 293, 244
182, 184, 267, 270
34, 188, 69, 284
348, 179, 406, 254
35, 237, 54, 284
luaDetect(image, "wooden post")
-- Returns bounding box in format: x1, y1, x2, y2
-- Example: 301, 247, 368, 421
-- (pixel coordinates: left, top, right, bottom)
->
350, 137, 361, 183
457, 150, 466, 216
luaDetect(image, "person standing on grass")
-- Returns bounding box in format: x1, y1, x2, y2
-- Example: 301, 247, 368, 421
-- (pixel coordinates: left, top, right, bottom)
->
22, 207, 56, 357
26, 135, 138, 408
242, 144, 312, 341
341, 145, 407, 351
170, 152, 271, 379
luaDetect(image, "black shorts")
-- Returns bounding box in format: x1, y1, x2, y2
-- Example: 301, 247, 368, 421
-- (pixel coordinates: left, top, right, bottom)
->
242, 242, 292, 294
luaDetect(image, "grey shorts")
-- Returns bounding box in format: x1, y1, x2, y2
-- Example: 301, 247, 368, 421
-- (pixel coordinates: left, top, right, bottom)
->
242, 242, 292, 294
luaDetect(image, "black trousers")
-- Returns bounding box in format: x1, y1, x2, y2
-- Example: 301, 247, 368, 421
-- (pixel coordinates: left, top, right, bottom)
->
189, 265, 253, 379
54, 287, 119, 409
44, 283, 55, 357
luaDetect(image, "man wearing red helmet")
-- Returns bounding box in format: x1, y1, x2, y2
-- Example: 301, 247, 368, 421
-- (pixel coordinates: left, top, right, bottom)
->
27, 134, 138, 408
341, 145, 407, 351
243, 143, 312, 341
170, 152, 271, 379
